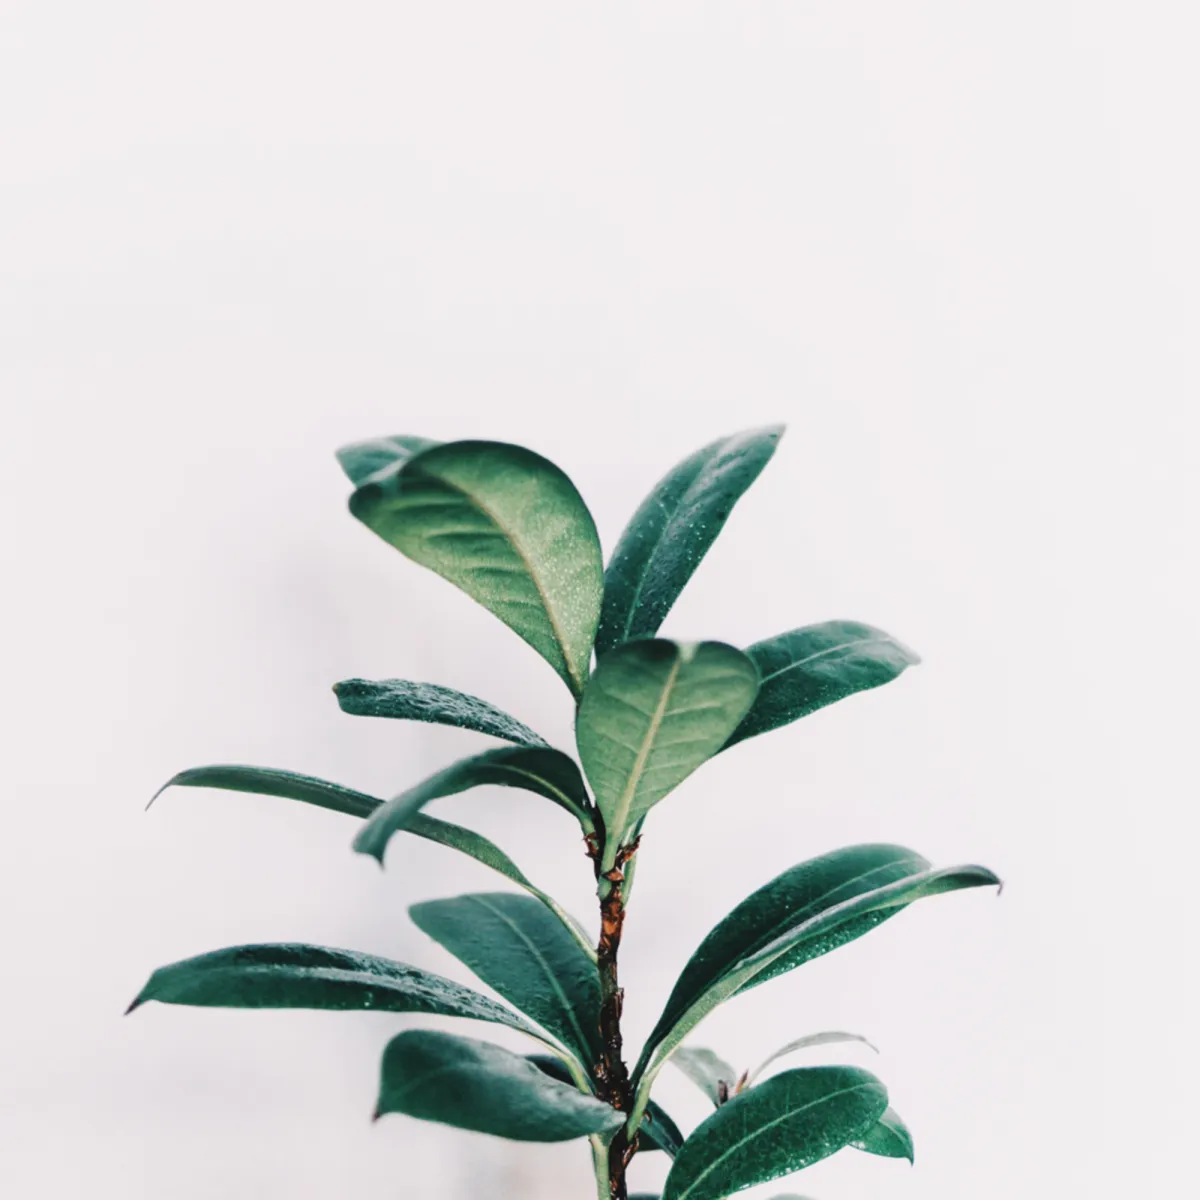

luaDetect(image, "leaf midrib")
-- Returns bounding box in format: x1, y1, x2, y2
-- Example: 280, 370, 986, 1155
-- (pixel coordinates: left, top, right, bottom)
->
756, 634, 892, 685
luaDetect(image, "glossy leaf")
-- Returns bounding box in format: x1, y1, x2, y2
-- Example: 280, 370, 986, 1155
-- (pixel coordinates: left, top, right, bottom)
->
354, 747, 593, 864
336, 434, 440, 486
410, 893, 601, 1067
149, 764, 378, 818
727, 622, 919, 749
127, 944, 537, 1039
851, 1106, 914, 1163
661, 1066, 888, 1200
348, 440, 603, 696
746, 1032, 878, 1086
375, 1029, 624, 1141
576, 639, 758, 866
334, 677, 549, 748
528, 1055, 683, 1156
596, 426, 784, 656
671, 1046, 737, 1106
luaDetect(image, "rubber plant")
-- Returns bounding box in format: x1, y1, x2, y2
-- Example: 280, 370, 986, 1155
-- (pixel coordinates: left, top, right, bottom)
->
131, 428, 999, 1199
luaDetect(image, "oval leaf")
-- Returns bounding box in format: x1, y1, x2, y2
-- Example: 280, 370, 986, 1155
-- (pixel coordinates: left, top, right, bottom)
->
661, 1066, 888, 1200
354, 747, 593, 864
726, 622, 919, 749
596, 426, 784, 656
851, 1106, 914, 1163
348, 440, 603, 697
410, 893, 601, 1068
336, 434, 441, 486
576, 639, 758, 866
126, 944, 537, 1039
375, 1029, 623, 1142
334, 677, 550, 748
671, 1046, 737, 1106
746, 1032, 878, 1087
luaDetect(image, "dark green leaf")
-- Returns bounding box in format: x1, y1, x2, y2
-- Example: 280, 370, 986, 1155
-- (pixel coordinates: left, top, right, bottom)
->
671, 1046, 737, 1106
348, 440, 603, 697
149, 764, 378, 818
336, 434, 441, 486
410, 893, 601, 1067
375, 1030, 623, 1142
127, 944, 536, 1039
851, 1106, 914, 1163
746, 1032, 877, 1086
354, 747, 593, 864
575, 639, 758, 867
597, 426, 784, 656
661, 1066, 888, 1200
334, 677, 550, 748
726, 622, 919, 749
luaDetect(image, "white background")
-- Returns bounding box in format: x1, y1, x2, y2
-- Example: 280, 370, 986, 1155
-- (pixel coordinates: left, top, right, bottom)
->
2, 3, 1197, 1197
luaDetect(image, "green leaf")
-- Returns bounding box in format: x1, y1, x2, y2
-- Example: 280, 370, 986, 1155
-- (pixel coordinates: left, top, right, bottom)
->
596, 426, 784, 657
726, 622, 919, 749
527, 1055, 683, 1157
354, 747, 593, 865
671, 1046, 737, 1106
410, 893, 601, 1068
375, 1029, 624, 1142
126, 944, 537, 1039
334, 677, 550, 748
149, 764, 378, 818
575, 639, 758, 866
661, 1066, 888, 1200
348, 440, 603, 697
336, 434, 441, 486
746, 1032, 878, 1086
851, 1106, 914, 1163
630, 846, 999, 1126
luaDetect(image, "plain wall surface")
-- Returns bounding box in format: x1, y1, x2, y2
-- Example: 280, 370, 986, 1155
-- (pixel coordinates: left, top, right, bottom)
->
2, 3, 1196, 1197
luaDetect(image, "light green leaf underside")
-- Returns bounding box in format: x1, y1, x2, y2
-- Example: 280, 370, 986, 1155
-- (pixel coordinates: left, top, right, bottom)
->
376, 1029, 624, 1142
671, 1046, 737, 1106
410, 893, 602, 1068
851, 1105, 914, 1162
661, 1066, 888, 1200
127, 943, 537, 1039
576, 639, 758, 866
727, 621, 919, 749
596, 426, 784, 657
747, 1032, 878, 1087
353, 746, 593, 864
333, 677, 550, 748
348, 440, 603, 697
336, 434, 441, 486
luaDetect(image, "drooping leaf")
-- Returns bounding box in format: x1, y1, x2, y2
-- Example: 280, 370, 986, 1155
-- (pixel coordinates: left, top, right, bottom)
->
410, 893, 601, 1068
334, 677, 550, 749
527, 1055, 683, 1157
354, 747, 593, 864
596, 427, 784, 657
126, 944, 537, 1039
671, 1046, 737, 1106
336, 434, 441, 486
726, 622, 919, 749
348, 440, 603, 697
746, 1032, 878, 1086
375, 1029, 624, 1142
851, 1106, 914, 1163
631, 847, 999, 1115
661, 1066, 888, 1200
575, 639, 758, 866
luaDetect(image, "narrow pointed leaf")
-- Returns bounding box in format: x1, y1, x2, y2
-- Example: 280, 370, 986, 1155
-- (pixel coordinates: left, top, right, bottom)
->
597, 426, 784, 656
851, 1106, 914, 1163
348, 440, 603, 696
671, 1047, 737, 1106
375, 1030, 623, 1141
726, 622, 919, 749
576, 639, 758, 866
661, 1066, 888, 1200
336, 434, 441, 486
334, 677, 550, 748
410, 893, 601, 1067
127, 944, 537, 1039
747, 1032, 878, 1086
528, 1055, 683, 1156
354, 746, 593, 864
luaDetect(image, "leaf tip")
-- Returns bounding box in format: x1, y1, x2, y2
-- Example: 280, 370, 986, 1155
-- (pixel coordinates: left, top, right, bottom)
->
124, 995, 144, 1016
